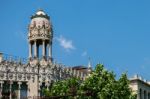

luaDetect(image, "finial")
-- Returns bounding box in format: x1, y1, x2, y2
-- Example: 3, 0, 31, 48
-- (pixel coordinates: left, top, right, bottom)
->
35, 8, 46, 16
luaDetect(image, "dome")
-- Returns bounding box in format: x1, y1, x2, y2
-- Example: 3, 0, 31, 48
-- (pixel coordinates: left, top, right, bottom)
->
28, 9, 53, 41
31, 9, 49, 20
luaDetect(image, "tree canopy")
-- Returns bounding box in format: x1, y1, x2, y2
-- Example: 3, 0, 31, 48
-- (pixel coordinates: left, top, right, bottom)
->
43, 64, 136, 99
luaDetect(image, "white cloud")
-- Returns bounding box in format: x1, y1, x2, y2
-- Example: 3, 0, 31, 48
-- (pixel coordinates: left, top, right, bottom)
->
82, 51, 87, 57
56, 35, 75, 51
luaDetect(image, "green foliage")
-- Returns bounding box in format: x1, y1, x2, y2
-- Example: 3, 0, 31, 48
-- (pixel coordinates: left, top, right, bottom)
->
42, 88, 51, 97
51, 80, 68, 96
43, 64, 136, 99
43, 77, 80, 98
79, 64, 117, 99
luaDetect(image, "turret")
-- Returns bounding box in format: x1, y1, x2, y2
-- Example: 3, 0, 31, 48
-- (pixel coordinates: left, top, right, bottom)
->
28, 9, 53, 63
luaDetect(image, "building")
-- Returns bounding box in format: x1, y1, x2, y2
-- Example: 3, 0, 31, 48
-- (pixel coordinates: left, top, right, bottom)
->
0, 9, 90, 99
130, 75, 150, 99
0, 9, 149, 99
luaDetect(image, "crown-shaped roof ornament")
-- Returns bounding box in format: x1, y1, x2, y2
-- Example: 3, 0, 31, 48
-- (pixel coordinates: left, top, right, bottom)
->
31, 9, 49, 19
36, 9, 46, 15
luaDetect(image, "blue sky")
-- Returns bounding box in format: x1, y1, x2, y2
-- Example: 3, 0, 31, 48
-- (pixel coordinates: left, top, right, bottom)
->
0, 0, 150, 80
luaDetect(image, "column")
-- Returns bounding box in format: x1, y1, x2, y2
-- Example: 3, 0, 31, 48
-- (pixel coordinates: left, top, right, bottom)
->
27, 82, 30, 97
0, 81, 3, 99
9, 82, 13, 99
29, 42, 32, 58
48, 41, 52, 59
42, 40, 46, 58
18, 82, 22, 99
34, 40, 37, 58
38, 83, 41, 96
137, 90, 140, 99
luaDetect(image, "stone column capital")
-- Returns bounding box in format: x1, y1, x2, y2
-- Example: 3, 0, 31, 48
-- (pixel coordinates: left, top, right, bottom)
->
18, 81, 22, 85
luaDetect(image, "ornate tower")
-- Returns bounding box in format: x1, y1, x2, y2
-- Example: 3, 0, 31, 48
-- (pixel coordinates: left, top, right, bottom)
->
28, 9, 53, 62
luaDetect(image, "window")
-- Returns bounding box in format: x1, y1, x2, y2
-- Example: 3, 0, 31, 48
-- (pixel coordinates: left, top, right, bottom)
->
140, 89, 142, 99
144, 90, 146, 99
148, 93, 150, 99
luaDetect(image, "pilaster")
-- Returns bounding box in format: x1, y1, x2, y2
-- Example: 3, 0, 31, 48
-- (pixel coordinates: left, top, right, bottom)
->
9, 81, 13, 99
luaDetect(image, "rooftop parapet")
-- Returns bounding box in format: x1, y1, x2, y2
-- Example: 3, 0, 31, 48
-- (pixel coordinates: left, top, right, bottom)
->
130, 74, 150, 85
0, 53, 27, 64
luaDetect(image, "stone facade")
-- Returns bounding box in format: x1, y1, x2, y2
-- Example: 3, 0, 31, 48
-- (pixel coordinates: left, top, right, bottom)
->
0, 9, 148, 99
130, 75, 150, 99
0, 10, 90, 99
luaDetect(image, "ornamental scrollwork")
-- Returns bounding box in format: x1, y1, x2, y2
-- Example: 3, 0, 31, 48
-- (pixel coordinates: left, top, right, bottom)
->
0, 73, 4, 79
0, 57, 86, 84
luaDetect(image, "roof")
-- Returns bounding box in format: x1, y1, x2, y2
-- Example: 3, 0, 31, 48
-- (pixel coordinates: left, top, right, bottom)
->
36, 9, 46, 15
130, 78, 150, 87
72, 66, 88, 70
31, 9, 49, 20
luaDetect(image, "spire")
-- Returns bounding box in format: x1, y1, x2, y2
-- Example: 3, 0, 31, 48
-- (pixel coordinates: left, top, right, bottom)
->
87, 57, 92, 76
88, 57, 92, 69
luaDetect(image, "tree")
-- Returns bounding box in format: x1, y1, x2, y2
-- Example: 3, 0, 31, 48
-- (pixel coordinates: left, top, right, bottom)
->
43, 77, 80, 98
116, 73, 137, 99
43, 64, 136, 99
79, 64, 116, 99
78, 64, 136, 99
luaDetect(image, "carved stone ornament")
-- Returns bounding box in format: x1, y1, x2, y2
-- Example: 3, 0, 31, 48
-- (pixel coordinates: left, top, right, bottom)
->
0, 73, 4, 79
30, 59, 38, 67
27, 74, 31, 80
18, 74, 22, 80
9, 73, 13, 79
40, 59, 48, 67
